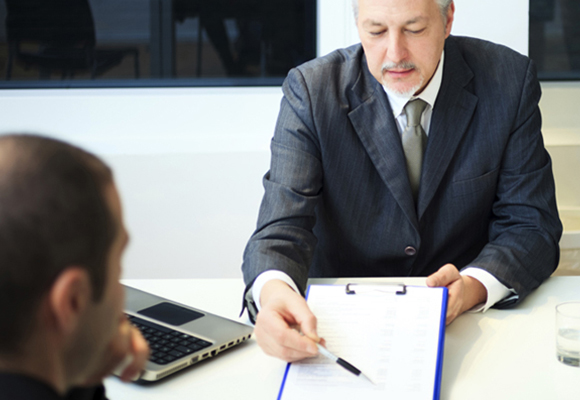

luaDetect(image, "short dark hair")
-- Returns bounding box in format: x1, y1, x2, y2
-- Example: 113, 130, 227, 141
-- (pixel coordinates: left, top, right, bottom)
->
0, 134, 116, 355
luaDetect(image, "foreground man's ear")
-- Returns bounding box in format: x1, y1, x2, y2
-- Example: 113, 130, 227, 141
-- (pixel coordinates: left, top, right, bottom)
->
49, 267, 93, 336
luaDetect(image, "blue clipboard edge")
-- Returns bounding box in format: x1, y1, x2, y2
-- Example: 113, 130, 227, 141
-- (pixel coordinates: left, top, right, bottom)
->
277, 284, 448, 400
433, 286, 448, 400
277, 362, 293, 400
277, 284, 316, 400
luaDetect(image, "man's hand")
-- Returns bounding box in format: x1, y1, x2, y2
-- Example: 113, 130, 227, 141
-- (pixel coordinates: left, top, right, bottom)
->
85, 317, 150, 384
115, 322, 149, 382
254, 280, 320, 362
426, 264, 487, 325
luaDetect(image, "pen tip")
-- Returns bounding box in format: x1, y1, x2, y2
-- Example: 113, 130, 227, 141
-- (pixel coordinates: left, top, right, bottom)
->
362, 373, 376, 385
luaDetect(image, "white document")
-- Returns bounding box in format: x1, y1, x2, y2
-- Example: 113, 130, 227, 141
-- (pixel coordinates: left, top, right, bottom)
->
277, 284, 447, 400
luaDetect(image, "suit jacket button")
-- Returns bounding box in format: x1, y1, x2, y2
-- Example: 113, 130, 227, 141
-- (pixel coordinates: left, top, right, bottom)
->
405, 246, 417, 256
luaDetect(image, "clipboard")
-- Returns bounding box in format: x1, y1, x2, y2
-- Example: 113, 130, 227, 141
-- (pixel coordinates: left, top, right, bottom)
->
277, 283, 448, 400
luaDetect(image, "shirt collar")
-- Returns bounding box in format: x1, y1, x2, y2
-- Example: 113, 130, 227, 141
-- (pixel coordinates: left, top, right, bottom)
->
382, 50, 445, 118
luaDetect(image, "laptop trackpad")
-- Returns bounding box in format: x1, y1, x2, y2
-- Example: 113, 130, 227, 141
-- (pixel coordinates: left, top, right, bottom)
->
138, 302, 204, 326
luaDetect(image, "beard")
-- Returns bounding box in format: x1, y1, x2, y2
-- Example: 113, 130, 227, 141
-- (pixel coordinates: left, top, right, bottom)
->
381, 61, 424, 98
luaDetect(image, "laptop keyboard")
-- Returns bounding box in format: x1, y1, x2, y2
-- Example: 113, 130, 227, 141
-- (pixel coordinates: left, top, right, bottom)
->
127, 314, 212, 365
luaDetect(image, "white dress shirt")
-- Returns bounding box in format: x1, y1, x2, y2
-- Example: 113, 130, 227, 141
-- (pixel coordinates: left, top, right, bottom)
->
253, 51, 517, 313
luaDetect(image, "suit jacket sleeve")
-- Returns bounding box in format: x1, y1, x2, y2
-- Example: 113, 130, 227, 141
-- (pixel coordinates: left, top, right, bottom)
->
467, 59, 562, 306
242, 66, 322, 297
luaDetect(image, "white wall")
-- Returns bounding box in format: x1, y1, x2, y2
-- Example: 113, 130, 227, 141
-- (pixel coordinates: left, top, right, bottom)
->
0, 85, 281, 279
1, 0, 578, 279
452, 0, 529, 55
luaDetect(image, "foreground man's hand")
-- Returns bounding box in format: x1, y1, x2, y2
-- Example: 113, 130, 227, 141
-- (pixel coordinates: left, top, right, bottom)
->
85, 317, 150, 384
426, 264, 487, 325
255, 279, 321, 362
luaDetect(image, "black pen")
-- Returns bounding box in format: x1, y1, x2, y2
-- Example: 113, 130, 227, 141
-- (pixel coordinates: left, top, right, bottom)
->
316, 343, 375, 384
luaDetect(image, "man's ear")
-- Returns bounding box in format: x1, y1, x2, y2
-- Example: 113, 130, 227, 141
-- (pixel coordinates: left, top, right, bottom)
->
48, 267, 93, 336
445, 1, 455, 38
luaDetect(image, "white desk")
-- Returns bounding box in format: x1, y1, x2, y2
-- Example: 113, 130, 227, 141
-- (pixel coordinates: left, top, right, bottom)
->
105, 277, 580, 400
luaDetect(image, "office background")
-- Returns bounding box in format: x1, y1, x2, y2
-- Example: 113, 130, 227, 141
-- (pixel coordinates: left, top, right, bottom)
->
0, 0, 578, 279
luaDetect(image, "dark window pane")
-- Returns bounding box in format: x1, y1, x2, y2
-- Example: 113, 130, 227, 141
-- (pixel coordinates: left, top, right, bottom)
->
0, 0, 316, 88
530, 0, 580, 80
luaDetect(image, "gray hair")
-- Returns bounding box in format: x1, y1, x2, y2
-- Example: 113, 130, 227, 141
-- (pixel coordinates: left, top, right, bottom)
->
351, 0, 453, 22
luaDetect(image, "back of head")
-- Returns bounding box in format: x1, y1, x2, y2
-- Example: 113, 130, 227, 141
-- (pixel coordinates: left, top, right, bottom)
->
0, 134, 115, 356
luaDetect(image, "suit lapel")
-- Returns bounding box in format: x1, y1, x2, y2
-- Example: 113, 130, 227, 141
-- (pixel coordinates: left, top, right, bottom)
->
417, 38, 478, 219
348, 56, 419, 230
346, 38, 478, 228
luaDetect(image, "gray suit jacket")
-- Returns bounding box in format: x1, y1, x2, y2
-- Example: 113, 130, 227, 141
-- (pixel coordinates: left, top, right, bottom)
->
242, 36, 562, 313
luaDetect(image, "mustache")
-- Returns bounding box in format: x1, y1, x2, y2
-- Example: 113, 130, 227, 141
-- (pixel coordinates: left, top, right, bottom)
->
382, 61, 416, 72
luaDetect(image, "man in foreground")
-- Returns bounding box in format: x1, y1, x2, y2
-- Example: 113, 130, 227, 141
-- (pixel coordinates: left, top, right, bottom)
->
0, 134, 149, 399
242, 0, 562, 361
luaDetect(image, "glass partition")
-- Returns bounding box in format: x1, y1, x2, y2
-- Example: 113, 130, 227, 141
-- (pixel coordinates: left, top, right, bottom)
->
0, 0, 316, 88
530, 0, 580, 80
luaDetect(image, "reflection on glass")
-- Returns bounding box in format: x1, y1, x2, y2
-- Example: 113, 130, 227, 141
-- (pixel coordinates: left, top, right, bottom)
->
2, 0, 140, 81
529, 0, 580, 80
0, 0, 316, 88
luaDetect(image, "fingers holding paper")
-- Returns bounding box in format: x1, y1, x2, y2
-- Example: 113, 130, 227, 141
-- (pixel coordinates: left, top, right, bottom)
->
255, 279, 321, 362
426, 264, 487, 325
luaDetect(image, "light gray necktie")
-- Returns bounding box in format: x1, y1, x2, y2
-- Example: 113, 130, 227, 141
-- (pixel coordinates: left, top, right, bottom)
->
402, 99, 428, 202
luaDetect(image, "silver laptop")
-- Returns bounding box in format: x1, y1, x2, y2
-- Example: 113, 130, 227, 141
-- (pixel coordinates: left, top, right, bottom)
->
123, 285, 253, 382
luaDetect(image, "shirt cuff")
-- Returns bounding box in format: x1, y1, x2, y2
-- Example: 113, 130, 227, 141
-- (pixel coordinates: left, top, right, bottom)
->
251, 270, 300, 312
460, 267, 518, 312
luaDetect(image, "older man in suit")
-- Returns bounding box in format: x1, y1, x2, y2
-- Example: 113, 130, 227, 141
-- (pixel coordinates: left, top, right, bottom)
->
241, 0, 562, 361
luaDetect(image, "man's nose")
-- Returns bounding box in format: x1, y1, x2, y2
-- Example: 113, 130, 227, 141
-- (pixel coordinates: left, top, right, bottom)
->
386, 32, 408, 64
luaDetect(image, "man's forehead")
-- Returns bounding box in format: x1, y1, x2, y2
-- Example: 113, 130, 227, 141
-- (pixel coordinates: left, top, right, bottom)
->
362, 15, 428, 27
103, 182, 127, 241
121, 226, 130, 247
359, 0, 439, 7
358, 0, 439, 21
105, 183, 123, 217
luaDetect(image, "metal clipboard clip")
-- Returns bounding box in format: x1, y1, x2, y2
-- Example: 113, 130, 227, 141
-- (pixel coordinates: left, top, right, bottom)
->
345, 283, 407, 295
